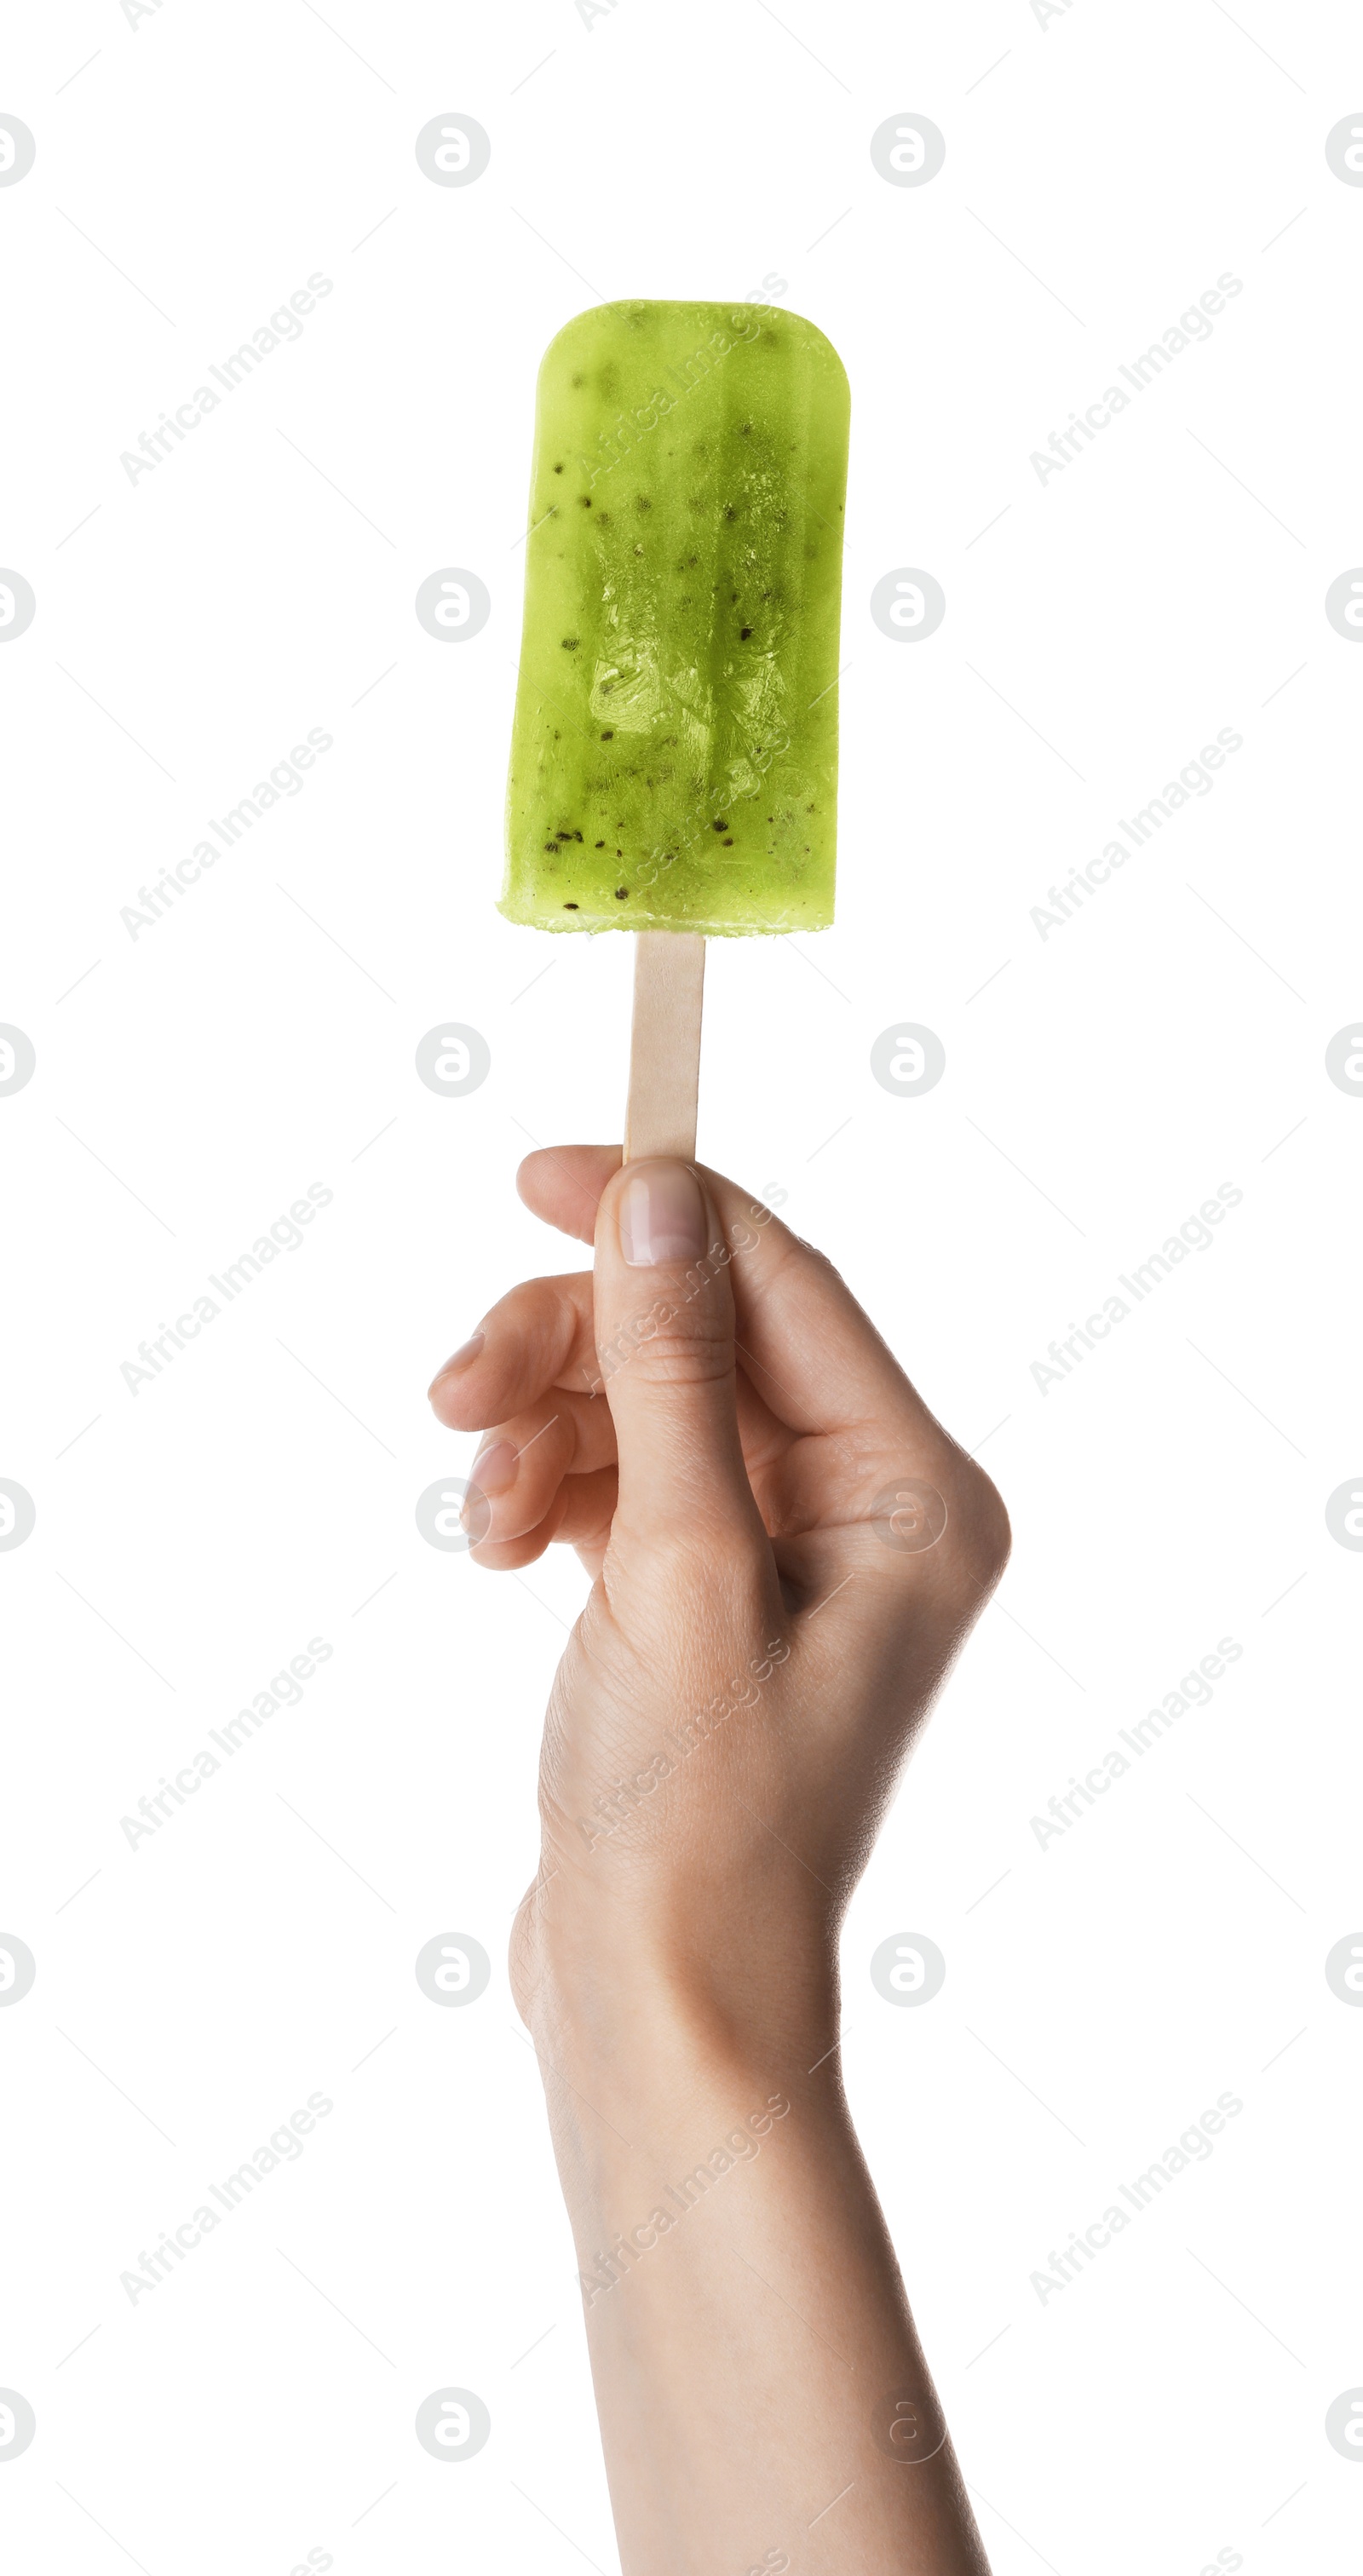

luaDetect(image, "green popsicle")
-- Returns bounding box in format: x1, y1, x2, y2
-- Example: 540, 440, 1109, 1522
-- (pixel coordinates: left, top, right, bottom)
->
501, 299, 849, 935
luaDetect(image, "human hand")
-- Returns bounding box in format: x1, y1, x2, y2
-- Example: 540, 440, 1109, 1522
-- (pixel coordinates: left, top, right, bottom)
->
428, 1146, 1009, 2054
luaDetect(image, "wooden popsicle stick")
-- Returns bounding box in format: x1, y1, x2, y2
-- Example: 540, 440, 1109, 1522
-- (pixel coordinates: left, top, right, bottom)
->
624, 932, 706, 1163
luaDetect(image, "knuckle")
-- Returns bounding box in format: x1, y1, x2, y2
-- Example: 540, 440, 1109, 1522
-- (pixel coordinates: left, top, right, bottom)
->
866, 1442, 1010, 1601
952, 1460, 1012, 1590
599, 1302, 734, 1392
626, 1336, 734, 1390
612, 1531, 774, 1642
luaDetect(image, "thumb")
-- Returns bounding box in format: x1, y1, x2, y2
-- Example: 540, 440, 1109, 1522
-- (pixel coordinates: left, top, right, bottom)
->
592, 1157, 767, 1560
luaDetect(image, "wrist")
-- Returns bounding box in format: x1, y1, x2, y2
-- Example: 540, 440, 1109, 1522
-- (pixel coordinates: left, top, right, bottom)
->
514, 1877, 838, 2092
521, 1952, 848, 2281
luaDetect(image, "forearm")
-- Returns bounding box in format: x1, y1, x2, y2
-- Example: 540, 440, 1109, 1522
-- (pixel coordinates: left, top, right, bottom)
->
530, 1964, 991, 2576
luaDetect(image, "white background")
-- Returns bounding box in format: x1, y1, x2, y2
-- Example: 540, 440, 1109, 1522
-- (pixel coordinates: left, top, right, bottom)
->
2, 3, 1361, 2571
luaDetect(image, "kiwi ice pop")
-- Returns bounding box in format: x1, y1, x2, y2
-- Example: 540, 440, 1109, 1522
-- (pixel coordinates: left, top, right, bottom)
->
501, 299, 849, 935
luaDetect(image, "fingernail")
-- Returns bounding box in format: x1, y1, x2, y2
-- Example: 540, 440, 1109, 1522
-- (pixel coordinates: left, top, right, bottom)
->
618, 1162, 707, 1268
469, 1439, 518, 1499
430, 1330, 484, 1391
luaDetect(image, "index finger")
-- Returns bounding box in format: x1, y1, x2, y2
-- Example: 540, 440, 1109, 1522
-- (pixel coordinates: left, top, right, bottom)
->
428, 1270, 598, 1429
